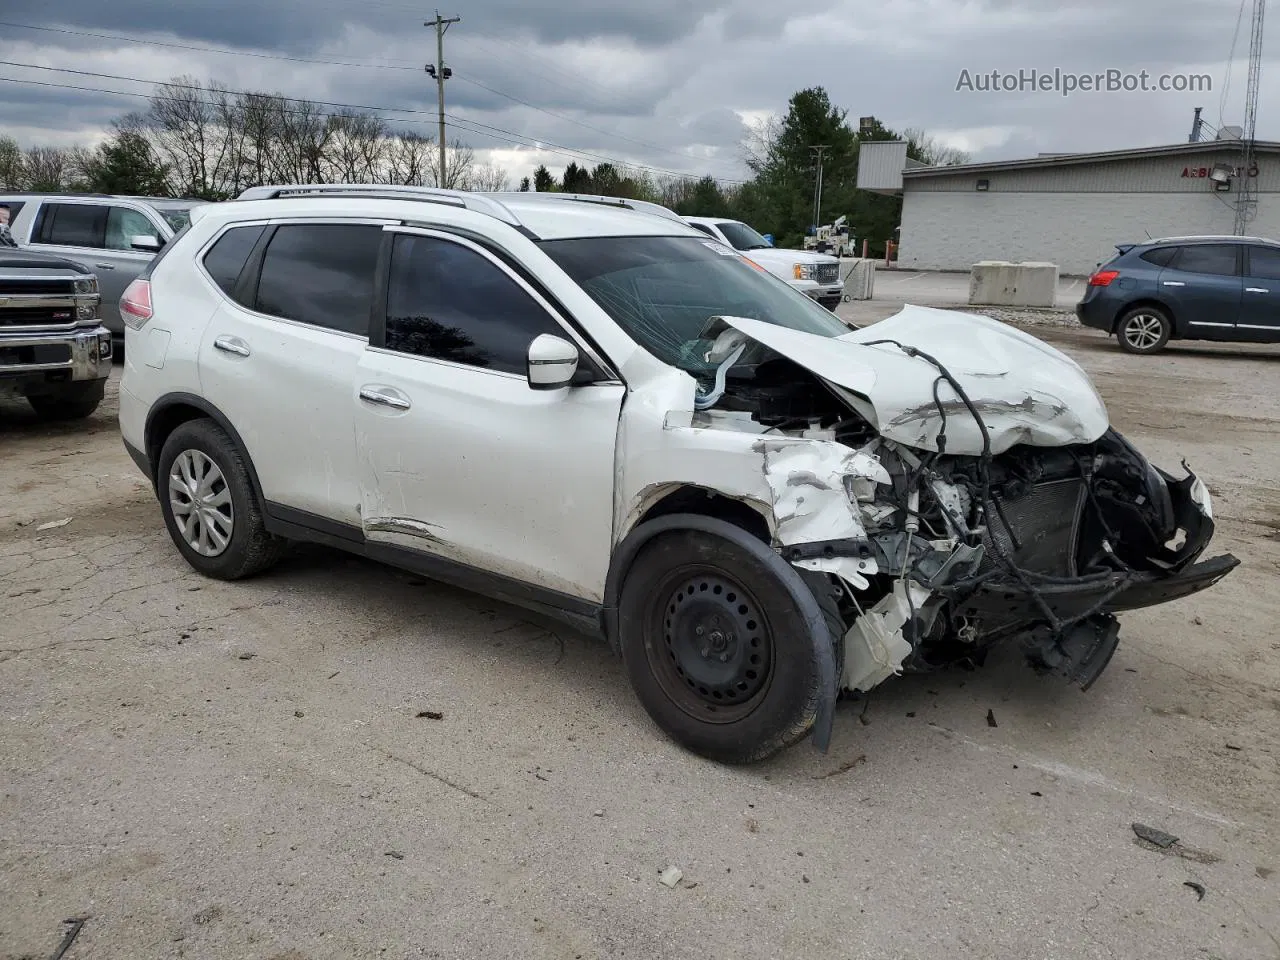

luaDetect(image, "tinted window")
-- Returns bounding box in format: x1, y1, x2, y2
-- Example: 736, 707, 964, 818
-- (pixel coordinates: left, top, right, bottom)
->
1139, 246, 1178, 267
715, 221, 771, 251
385, 234, 564, 374
255, 224, 383, 335
1171, 244, 1238, 276
1247, 245, 1280, 280
106, 206, 161, 251
688, 223, 717, 238
41, 203, 107, 248
203, 225, 265, 298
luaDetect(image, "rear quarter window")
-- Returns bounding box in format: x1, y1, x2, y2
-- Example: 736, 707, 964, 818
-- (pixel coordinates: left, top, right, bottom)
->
1139, 247, 1179, 267
202, 225, 266, 299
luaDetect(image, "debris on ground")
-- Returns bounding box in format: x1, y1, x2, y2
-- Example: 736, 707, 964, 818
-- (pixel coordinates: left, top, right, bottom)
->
1225, 743, 1242, 751
986, 709, 998, 728
658, 866, 683, 888
293, 710, 304, 718
593, 809, 604, 817
327, 671, 339, 680
1030, 791, 1043, 797
1132, 822, 1179, 849
385, 851, 404, 860
1257, 866, 1274, 880
812, 755, 867, 780
680, 878, 698, 889
745, 818, 759, 834
36, 518, 72, 531
416, 710, 444, 720
1183, 881, 1206, 901
50, 916, 89, 960
237, 652, 256, 660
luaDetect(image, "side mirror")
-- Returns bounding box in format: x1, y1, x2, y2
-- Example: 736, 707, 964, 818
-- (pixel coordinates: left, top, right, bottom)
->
130, 235, 162, 252
527, 334, 579, 391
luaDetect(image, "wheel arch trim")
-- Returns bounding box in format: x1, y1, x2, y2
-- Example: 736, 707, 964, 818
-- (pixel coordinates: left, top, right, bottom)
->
143, 392, 265, 505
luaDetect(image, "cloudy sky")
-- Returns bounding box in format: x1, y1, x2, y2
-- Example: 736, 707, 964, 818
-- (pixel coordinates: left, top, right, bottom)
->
0, 0, 1273, 185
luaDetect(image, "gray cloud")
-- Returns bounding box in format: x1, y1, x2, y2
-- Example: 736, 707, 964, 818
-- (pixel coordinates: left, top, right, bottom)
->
0, 0, 1273, 188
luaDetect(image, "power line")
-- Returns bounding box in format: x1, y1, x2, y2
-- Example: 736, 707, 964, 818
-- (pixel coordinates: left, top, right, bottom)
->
0, 20, 421, 70
0, 74, 745, 184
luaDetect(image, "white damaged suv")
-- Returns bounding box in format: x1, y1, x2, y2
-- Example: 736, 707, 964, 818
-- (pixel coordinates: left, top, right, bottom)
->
119, 185, 1238, 763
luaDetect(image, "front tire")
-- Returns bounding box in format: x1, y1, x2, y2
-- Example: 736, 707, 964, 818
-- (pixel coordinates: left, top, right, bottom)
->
1116, 306, 1172, 355
617, 527, 829, 763
28, 381, 106, 421
157, 419, 285, 580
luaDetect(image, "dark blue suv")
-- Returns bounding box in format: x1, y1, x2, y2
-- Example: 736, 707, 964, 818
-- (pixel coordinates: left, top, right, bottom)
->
1076, 236, 1280, 354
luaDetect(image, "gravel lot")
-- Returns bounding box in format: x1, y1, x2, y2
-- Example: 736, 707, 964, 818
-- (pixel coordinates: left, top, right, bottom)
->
2, 317, 1278, 960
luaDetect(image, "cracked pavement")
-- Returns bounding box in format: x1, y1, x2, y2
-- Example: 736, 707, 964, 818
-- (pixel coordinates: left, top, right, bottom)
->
2, 322, 1279, 959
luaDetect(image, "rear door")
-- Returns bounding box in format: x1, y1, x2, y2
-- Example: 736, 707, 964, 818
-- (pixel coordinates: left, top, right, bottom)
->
198, 218, 388, 525
1238, 244, 1280, 338
1157, 243, 1242, 333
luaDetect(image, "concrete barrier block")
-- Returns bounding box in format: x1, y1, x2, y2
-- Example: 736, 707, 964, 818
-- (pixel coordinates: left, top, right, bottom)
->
968, 260, 1059, 308
841, 258, 877, 300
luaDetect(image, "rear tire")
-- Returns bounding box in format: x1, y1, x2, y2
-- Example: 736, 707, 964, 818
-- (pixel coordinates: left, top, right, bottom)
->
28, 380, 106, 421
1116, 306, 1172, 355
157, 418, 285, 580
617, 528, 828, 763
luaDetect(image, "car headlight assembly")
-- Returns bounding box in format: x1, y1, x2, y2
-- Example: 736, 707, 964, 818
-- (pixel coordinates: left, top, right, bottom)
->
74, 277, 99, 295
793, 263, 816, 280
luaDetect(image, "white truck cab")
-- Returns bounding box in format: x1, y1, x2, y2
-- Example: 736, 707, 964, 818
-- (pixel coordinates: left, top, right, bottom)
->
683, 216, 844, 310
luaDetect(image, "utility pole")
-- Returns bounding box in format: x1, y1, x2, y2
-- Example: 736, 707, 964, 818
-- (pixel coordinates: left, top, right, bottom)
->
1188, 106, 1203, 143
1235, 0, 1266, 235
425, 11, 460, 188
809, 145, 830, 230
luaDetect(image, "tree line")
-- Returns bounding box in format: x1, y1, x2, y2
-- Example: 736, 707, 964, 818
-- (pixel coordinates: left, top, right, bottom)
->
1, 78, 965, 255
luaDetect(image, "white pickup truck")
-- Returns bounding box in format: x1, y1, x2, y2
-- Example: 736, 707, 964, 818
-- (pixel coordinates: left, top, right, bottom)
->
683, 216, 844, 310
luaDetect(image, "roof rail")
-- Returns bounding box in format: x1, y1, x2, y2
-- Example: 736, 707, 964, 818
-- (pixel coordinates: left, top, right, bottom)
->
1152, 234, 1278, 244
234, 183, 522, 226
483, 191, 689, 226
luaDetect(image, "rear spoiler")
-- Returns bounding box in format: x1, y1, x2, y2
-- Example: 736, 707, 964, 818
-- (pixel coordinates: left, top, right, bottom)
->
1114, 243, 1137, 255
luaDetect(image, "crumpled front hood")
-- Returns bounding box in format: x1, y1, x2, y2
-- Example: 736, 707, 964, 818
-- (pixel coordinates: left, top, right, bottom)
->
721, 304, 1111, 456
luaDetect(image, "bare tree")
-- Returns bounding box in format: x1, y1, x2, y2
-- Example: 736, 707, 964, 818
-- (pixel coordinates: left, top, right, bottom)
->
385, 132, 435, 186
463, 163, 509, 191
902, 127, 971, 167
23, 147, 70, 191
742, 114, 783, 175
428, 138, 475, 189
326, 111, 389, 182
0, 136, 22, 190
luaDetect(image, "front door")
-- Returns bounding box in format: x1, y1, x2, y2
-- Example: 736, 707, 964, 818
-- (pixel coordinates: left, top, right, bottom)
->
1157, 243, 1242, 334
353, 228, 624, 602
1239, 244, 1280, 337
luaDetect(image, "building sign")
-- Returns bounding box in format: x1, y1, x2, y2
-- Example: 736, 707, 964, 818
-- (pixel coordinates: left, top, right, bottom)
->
1183, 163, 1259, 178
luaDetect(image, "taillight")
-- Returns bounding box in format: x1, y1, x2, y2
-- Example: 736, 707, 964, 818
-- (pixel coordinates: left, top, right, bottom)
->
120, 278, 153, 329
1089, 270, 1120, 287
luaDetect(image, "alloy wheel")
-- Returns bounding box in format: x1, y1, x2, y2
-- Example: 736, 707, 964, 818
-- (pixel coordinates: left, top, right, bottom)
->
1123, 313, 1165, 351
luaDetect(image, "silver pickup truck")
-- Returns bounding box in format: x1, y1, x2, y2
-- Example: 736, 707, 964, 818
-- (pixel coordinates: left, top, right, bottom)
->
0, 248, 112, 420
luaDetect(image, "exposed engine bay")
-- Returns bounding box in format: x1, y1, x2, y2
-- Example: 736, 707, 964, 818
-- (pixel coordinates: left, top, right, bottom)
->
690, 325, 1239, 696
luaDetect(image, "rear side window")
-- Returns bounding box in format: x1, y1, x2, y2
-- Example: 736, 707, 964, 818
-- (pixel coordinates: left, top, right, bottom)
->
1171, 244, 1238, 277
254, 223, 383, 336
384, 233, 565, 374
203, 225, 266, 299
1246, 245, 1280, 280
37, 203, 108, 248
1139, 246, 1179, 267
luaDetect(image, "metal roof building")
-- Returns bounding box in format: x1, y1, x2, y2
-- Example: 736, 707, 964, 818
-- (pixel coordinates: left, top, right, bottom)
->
858, 139, 1280, 275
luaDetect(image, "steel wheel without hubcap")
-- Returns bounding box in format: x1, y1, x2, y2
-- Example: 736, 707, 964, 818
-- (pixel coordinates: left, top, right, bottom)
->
168, 449, 234, 557
647, 569, 775, 724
